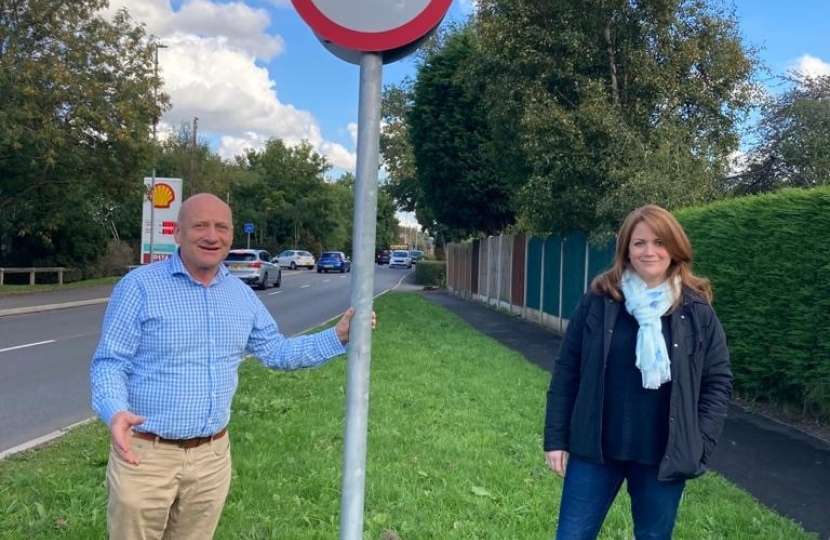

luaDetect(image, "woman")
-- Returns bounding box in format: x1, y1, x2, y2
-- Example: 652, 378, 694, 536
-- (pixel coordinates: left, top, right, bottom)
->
544, 205, 732, 540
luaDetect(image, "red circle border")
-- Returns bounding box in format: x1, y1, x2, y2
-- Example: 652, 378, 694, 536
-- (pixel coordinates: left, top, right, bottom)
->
292, 0, 453, 52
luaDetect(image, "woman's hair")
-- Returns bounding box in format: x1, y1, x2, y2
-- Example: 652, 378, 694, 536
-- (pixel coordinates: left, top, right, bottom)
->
591, 205, 712, 305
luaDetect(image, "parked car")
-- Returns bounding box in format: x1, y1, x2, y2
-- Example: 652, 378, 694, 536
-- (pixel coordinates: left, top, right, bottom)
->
389, 249, 413, 269
273, 249, 315, 270
376, 249, 391, 265
409, 249, 424, 264
224, 249, 281, 289
317, 251, 351, 273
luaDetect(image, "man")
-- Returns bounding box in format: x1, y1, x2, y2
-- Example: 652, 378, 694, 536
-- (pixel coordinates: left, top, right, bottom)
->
91, 193, 371, 540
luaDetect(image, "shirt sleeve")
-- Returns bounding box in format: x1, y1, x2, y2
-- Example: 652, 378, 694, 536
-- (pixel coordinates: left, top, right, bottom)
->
245, 296, 346, 370
90, 277, 144, 426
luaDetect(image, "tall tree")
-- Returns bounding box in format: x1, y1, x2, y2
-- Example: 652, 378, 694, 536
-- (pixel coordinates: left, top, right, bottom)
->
474, 0, 759, 237
233, 139, 346, 253
0, 0, 166, 266
380, 80, 418, 213
409, 25, 519, 240
733, 73, 830, 195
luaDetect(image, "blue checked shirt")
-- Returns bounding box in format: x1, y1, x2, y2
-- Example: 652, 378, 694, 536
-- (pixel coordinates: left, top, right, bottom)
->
90, 250, 346, 439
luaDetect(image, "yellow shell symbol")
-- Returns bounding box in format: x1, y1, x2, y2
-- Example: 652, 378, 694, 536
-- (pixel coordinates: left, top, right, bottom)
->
149, 183, 175, 209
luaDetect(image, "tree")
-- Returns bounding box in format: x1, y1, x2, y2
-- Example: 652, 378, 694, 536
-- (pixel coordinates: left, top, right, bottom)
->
409, 25, 519, 240
0, 0, 167, 266
474, 0, 759, 237
380, 80, 418, 213
233, 139, 352, 254
733, 73, 830, 195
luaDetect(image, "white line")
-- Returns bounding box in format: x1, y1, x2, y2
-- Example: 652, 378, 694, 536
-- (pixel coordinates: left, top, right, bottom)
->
0, 340, 56, 353
268, 290, 284, 296
300, 284, 310, 289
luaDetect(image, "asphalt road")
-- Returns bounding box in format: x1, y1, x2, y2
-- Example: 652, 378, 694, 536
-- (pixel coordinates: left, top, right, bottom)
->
0, 265, 416, 455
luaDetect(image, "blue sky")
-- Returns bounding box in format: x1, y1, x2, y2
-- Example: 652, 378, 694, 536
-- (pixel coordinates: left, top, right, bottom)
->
106, 0, 829, 183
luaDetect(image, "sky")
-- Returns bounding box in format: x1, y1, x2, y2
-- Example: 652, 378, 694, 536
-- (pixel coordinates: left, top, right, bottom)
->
103, 0, 830, 196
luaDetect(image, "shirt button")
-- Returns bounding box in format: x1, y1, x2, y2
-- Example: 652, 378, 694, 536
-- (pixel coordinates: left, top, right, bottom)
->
673, 343, 679, 348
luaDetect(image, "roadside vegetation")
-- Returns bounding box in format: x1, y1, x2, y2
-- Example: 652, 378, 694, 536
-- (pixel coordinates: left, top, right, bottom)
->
0, 293, 818, 539
0, 277, 121, 296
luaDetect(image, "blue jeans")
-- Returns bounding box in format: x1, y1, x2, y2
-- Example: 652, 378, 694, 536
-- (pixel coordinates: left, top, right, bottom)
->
554, 456, 686, 540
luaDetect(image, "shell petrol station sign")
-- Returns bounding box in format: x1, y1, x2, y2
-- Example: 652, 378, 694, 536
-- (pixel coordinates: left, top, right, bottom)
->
141, 177, 182, 264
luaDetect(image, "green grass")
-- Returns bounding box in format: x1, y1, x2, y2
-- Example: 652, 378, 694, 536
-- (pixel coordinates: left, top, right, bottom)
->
0, 293, 818, 539
0, 276, 121, 296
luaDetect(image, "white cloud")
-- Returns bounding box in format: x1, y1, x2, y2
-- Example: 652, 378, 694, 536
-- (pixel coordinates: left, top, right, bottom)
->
791, 54, 830, 78
103, 0, 356, 171
347, 122, 358, 146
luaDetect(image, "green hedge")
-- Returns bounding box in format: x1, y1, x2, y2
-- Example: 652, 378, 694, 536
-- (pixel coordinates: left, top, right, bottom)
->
414, 260, 446, 287
676, 187, 830, 417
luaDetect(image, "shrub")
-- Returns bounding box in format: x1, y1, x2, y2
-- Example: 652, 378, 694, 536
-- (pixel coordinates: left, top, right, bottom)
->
677, 187, 830, 418
414, 260, 446, 288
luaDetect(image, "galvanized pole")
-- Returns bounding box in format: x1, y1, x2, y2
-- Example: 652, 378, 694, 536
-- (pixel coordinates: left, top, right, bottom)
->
339, 51, 382, 540
148, 42, 167, 264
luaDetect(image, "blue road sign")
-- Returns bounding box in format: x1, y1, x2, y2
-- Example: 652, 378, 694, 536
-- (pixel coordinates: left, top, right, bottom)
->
244, 222, 254, 234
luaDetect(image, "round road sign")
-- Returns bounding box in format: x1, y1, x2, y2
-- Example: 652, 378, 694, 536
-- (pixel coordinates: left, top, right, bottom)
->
291, 0, 453, 52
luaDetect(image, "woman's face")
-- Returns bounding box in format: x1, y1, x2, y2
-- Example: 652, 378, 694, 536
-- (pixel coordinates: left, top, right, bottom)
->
628, 221, 671, 287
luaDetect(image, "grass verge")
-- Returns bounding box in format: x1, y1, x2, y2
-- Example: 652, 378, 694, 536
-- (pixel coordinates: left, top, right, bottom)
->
0, 276, 121, 296
0, 293, 818, 539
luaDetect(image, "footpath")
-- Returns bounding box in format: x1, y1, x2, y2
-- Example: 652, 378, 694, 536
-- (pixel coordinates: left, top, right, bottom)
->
1, 283, 829, 539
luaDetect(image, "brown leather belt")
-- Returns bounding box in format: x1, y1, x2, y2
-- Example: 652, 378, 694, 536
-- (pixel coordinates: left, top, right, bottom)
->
132, 427, 227, 449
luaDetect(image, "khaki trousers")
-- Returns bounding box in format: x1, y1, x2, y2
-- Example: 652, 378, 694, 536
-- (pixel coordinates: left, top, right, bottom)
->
106, 432, 232, 540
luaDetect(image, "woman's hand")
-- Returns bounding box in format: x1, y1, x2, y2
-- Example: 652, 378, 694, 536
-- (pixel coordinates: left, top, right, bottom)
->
546, 450, 569, 478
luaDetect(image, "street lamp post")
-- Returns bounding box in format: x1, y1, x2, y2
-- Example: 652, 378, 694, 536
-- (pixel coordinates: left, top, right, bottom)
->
148, 41, 167, 264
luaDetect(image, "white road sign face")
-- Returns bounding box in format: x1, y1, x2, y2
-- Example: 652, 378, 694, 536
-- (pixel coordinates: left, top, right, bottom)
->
309, 0, 432, 32
292, 0, 451, 52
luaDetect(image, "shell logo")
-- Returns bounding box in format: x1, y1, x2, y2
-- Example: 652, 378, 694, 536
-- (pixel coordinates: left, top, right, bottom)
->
148, 183, 176, 209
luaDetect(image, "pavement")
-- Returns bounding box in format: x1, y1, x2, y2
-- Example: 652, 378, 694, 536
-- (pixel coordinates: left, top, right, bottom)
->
2, 281, 829, 539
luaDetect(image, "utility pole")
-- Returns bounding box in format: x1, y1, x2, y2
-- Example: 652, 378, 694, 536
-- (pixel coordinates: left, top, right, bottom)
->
148, 41, 168, 264
190, 116, 198, 195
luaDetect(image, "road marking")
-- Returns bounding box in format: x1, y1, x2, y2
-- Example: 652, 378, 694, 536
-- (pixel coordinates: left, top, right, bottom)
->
300, 284, 310, 289
268, 290, 284, 296
0, 340, 56, 353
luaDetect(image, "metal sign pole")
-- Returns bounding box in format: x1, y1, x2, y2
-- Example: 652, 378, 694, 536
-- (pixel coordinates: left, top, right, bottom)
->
339, 51, 382, 540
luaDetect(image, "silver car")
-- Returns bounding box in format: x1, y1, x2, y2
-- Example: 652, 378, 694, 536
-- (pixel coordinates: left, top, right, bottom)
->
224, 249, 281, 290
389, 249, 413, 269
273, 249, 316, 270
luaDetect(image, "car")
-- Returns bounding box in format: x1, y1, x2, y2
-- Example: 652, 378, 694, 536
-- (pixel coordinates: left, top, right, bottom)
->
376, 249, 391, 265
273, 249, 316, 270
224, 249, 281, 289
389, 249, 413, 269
409, 249, 424, 264
317, 251, 351, 273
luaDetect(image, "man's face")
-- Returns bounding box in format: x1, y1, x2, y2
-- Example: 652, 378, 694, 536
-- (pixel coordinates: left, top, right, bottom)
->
174, 195, 233, 276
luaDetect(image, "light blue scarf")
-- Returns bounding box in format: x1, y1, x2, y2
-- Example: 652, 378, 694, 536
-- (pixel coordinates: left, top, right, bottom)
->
620, 270, 678, 389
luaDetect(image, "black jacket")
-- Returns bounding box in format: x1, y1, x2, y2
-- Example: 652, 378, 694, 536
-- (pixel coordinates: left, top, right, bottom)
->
544, 290, 733, 480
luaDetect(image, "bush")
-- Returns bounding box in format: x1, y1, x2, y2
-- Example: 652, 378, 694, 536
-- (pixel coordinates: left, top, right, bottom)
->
83, 240, 137, 279
677, 187, 830, 418
414, 260, 446, 288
